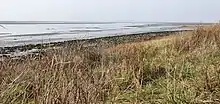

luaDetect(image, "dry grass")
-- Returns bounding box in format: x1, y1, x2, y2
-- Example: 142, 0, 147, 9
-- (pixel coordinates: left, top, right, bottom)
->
1, 25, 220, 103
174, 25, 220, 52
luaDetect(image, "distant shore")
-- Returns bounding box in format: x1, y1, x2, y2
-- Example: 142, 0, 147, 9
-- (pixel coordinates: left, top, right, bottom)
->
0, 21, 214, 24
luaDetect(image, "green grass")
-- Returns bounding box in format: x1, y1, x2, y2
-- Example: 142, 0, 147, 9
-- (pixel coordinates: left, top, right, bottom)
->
1, 25, 220, 103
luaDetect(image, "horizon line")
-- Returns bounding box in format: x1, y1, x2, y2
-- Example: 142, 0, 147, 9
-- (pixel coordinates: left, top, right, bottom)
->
0, 21, 215, 24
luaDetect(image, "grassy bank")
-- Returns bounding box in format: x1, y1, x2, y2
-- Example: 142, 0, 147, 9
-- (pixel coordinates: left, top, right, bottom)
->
1, 25, 220, 103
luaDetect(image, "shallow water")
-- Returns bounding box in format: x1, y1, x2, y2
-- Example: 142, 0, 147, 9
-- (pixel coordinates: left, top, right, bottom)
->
0, 22, 193, 47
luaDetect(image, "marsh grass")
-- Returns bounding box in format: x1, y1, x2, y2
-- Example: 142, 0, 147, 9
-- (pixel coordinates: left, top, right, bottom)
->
1, 25, 220, 103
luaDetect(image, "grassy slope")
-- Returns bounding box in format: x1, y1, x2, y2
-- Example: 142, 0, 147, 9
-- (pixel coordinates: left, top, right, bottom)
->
1, 25, 220, 103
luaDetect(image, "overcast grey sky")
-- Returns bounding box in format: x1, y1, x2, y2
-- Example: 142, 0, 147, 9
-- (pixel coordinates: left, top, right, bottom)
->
0, 0, 219, 22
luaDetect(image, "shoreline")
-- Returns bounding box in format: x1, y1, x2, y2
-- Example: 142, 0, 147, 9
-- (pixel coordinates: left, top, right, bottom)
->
0, 30, 192, 57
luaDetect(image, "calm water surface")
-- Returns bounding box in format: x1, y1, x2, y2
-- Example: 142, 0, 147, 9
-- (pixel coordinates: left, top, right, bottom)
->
0, 22, 193, 47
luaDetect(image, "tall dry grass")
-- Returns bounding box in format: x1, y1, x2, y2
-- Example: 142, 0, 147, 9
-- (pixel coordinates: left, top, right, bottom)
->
1, 25, 220, 103
174, 25, 220, 52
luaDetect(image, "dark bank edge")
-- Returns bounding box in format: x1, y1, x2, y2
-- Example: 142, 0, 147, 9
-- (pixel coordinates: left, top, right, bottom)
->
0, 30, 192, 57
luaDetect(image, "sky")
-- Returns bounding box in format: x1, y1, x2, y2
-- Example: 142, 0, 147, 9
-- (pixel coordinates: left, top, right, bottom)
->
0, 0, 219, 22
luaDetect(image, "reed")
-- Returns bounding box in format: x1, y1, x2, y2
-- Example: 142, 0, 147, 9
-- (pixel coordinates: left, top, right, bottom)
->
1, 25, 220, 103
